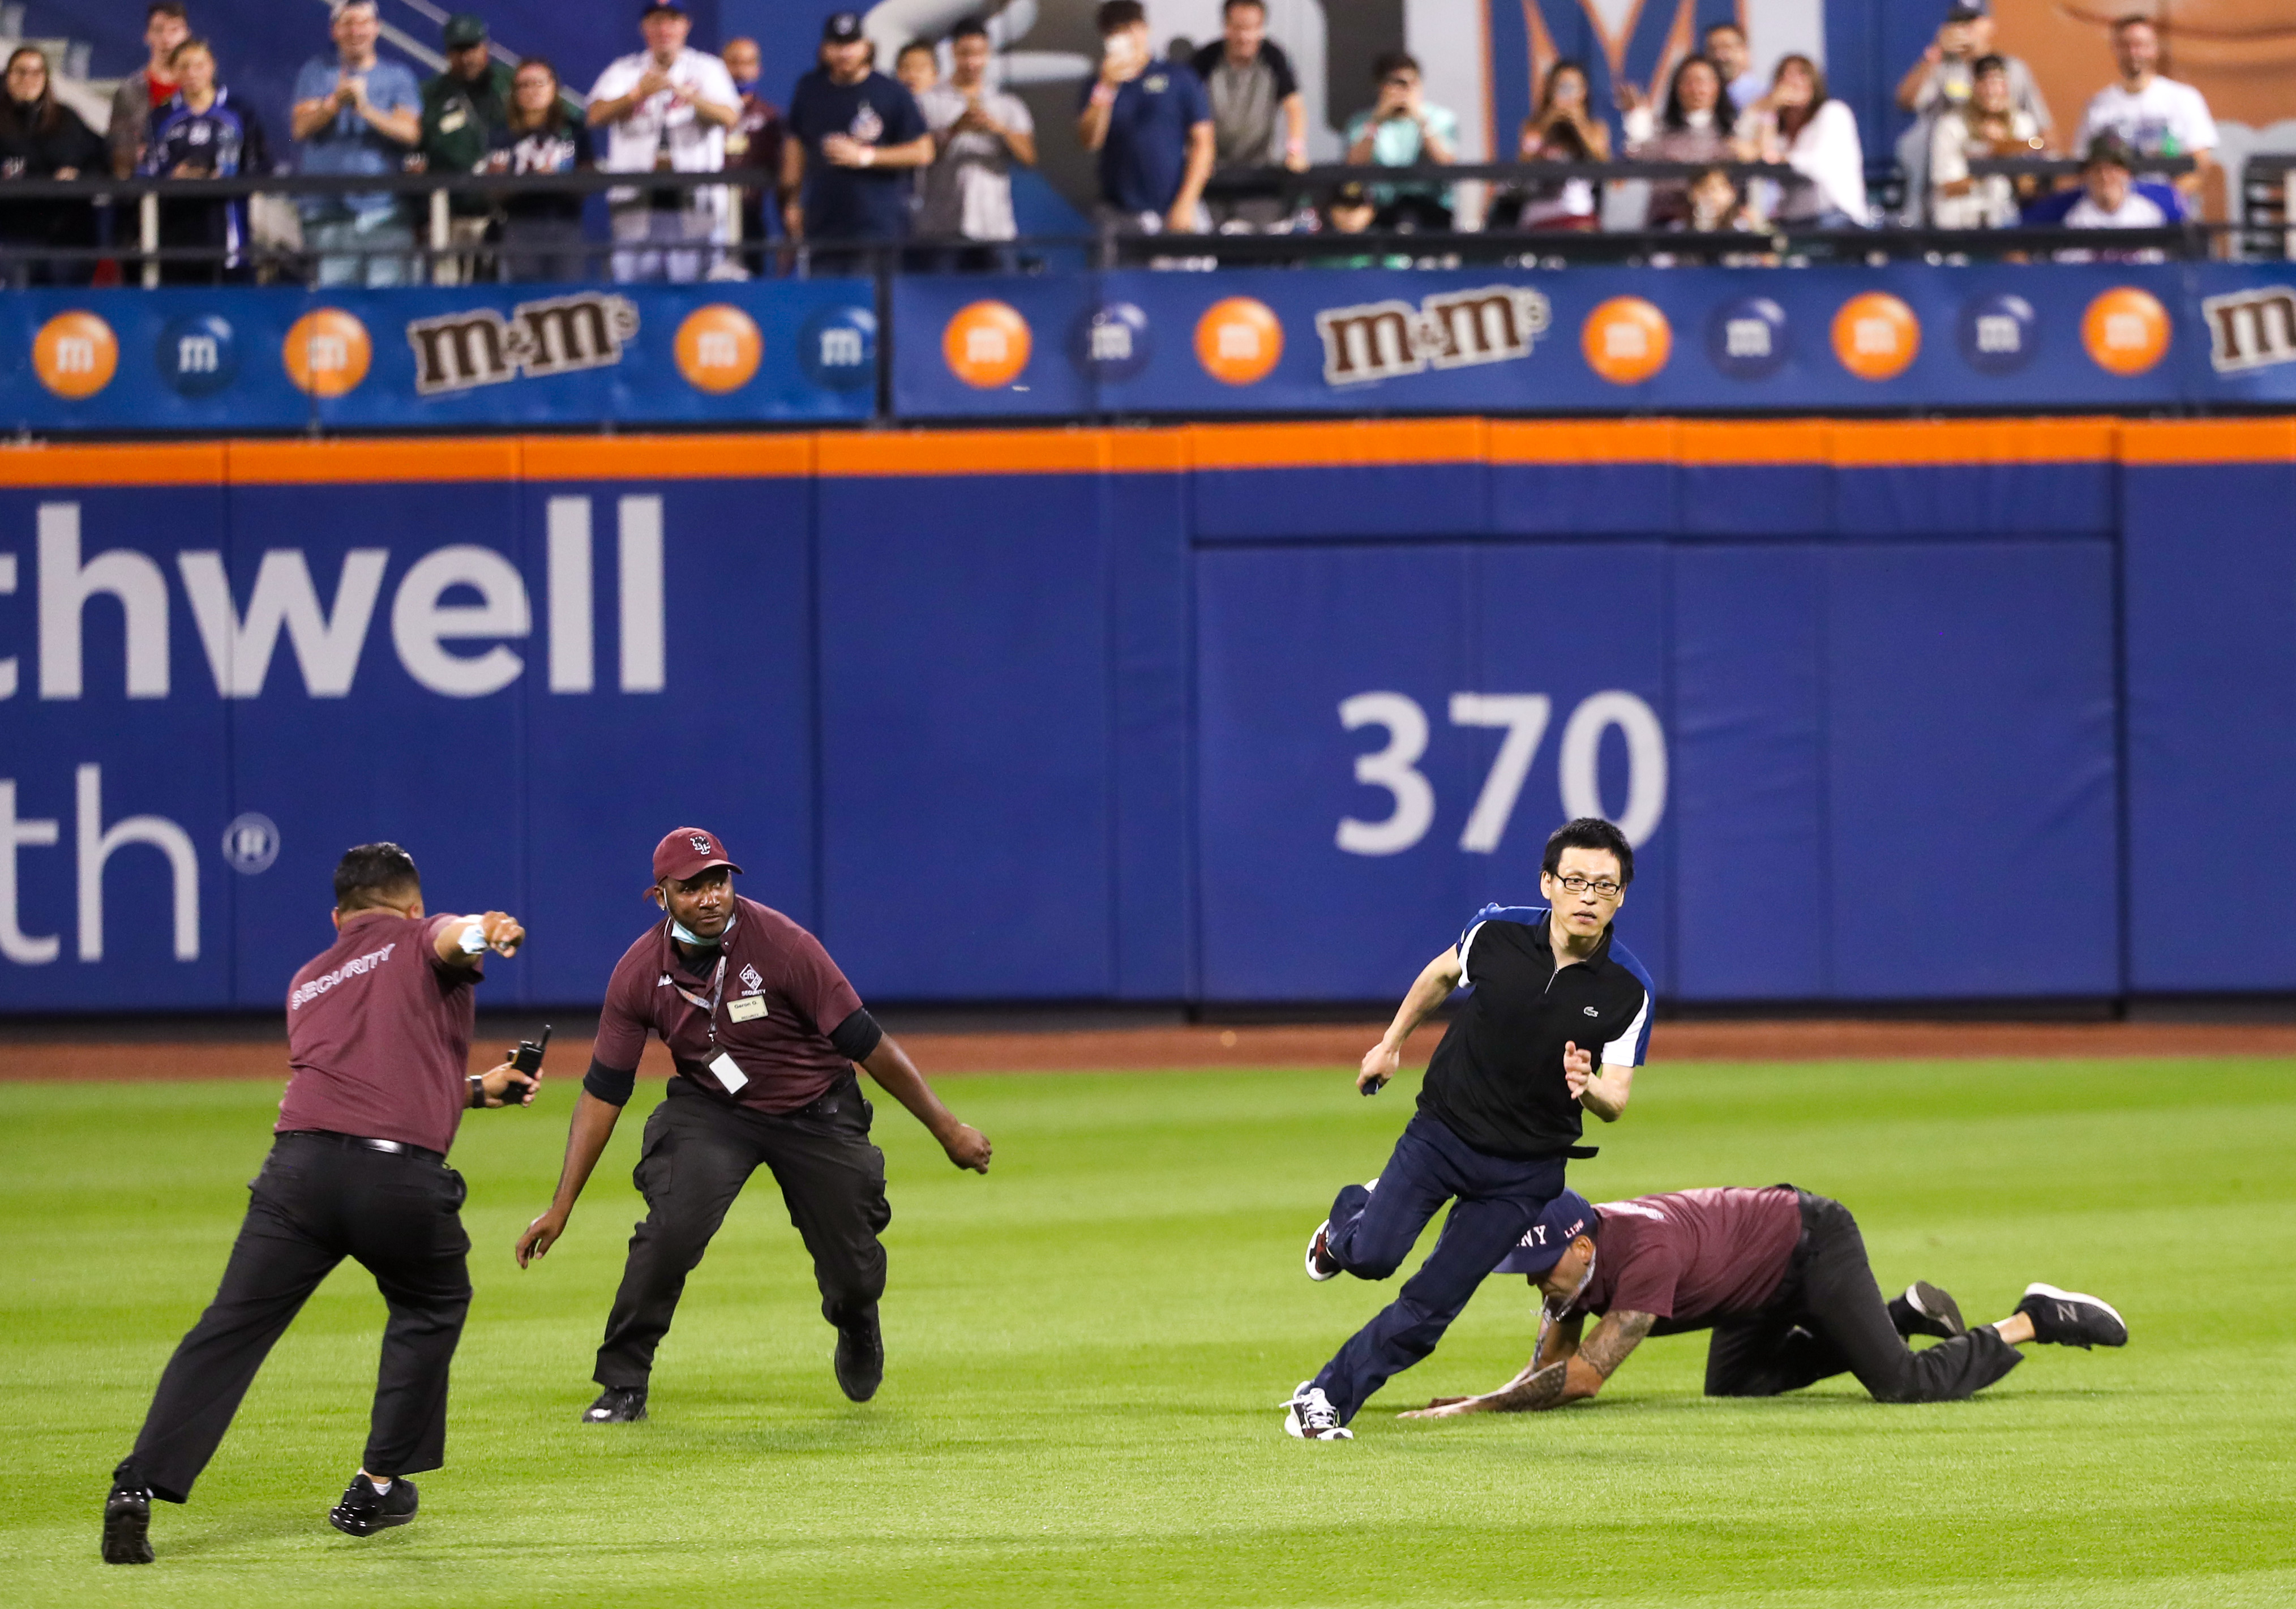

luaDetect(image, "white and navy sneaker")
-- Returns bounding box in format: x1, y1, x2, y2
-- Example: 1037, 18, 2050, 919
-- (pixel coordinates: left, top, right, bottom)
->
1282, 1383, 1353, 1440
2016, 1283, 2128, 1349
1305, 1221, 1340, 1281
584, 1385, 649, 1423
328, 1473, 418, 1537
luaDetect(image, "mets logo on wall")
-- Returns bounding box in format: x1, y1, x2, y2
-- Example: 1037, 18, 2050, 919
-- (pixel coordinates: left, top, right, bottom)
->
1195, 297, 1283, 384
1831, 292, 1920, 380
2081, 287, 2170, 376
1581, 297, 1670, 384
675, 304, 762, 393
283, 308, 374, 397
1316, 286, 1549, 387
944, 299, 1032, 388
32, 311, 119, 399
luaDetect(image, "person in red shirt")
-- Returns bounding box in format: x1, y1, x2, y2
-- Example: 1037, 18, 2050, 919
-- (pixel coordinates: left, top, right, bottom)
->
1403, 1185, 2127, 1419
514, 827, 991, 1424
103, 843, 540, 1566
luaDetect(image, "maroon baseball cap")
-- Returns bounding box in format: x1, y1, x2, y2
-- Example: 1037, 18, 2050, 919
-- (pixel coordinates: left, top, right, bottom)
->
651, 827, 743, 888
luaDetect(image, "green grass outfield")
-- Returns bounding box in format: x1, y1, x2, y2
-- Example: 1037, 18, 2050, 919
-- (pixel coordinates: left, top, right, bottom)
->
3, 1057, 2291, 1608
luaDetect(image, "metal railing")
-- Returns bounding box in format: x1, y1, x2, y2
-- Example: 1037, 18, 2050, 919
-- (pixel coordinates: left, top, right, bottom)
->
0, 157, 2234, 286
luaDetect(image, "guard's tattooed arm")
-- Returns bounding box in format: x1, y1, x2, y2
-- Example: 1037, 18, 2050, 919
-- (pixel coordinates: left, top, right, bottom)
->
1399, 1310, 1652, 1419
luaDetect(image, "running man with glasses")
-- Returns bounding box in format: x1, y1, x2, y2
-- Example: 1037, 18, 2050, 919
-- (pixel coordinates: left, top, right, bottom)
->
1282, 818, 1654, 1440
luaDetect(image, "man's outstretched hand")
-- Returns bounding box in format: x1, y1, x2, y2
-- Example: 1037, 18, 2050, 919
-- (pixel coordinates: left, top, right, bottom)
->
939, 1122, 992, 1173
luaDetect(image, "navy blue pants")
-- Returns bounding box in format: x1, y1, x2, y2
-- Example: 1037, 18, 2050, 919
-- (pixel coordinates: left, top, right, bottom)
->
1310, 1111, 1565, 1422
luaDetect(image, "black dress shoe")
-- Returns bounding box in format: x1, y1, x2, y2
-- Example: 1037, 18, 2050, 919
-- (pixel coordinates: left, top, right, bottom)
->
834, 1310, 884, 1402
583, 1385, 649, 1424
1890, 1281, 1968, 1341
102, 1483, 152, 1565
328, 1473, 418, 1537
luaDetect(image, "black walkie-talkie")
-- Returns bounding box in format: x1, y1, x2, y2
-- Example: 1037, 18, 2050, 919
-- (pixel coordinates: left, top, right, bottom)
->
511, 1025, 552, 1076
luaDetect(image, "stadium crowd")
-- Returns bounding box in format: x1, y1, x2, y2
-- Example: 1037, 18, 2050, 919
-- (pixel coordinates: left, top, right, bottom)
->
0, 0, 2215, 285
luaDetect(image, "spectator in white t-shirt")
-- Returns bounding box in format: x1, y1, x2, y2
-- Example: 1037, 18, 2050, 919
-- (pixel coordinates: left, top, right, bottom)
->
2060, 132, 2172, 262
915, 19, 1035, 268
2076, 14, 2214, 205
587, 0, 740, 283
1747, 54, 1867, 228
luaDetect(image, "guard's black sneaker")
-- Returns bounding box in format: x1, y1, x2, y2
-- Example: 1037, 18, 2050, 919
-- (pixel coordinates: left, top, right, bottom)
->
583, 1385, 648, 1424
2016, 1283, 2128, 1349
1890, 1281, 1968, 1341
834, 1310, 884, 1402
101, 1483, 152, 1565
327, 1473, 417, 1537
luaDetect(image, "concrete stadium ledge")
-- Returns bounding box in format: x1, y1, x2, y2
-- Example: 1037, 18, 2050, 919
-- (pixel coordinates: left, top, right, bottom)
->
5, 1019, 2295, 1083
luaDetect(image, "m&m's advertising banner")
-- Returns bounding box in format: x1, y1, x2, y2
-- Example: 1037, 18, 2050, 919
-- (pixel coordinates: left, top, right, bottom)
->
15, 263, 2296, 430
4, 281, 879, 432
894, 262, 2296, 420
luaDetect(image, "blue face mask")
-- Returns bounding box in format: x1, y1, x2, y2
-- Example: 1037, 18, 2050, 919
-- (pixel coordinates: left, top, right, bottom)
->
733, 77, 760, 97
670, 911, 735, 946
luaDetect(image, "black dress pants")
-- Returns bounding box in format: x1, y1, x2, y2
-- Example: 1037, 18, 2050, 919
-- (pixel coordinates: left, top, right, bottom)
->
119, 1133, 474, 1503
594, 1075, 892, 1389
1703, 1192, 2021, 1403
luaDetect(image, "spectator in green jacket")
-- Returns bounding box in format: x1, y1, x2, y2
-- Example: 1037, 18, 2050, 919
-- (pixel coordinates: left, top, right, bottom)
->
419, 12, 514, 283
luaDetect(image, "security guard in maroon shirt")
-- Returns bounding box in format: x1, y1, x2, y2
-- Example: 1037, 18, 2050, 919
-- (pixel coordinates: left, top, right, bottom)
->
1400, 1186, 2128, 1420
103, 842, 538, 1565
516, 827, 991, 1424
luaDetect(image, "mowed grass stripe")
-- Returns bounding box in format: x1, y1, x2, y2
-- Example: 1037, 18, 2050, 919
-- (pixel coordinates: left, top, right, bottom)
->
2, 1059, 2290, 1607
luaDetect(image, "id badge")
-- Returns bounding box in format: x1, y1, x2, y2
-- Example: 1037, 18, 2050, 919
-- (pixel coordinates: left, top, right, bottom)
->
708, 1050, 749, 1093
727, 995, 767, 1023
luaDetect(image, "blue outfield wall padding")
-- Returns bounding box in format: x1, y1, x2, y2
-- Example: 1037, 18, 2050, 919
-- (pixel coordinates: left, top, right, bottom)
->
1669, 546, 1828, 1002
815, 470, 1120, 1000
0, 428, 2267, 1011
1491, 460, 1677, 538
1189, 461, 1492, 544
1824, 542, 2121, 999
2122, 459, 2296, 992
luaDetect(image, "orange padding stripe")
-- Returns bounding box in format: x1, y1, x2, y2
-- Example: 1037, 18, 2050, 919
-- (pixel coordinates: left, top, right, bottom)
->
0, 418, 2289, 486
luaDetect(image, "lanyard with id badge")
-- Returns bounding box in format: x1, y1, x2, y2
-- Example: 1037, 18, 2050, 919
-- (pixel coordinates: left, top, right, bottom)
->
670, 952, 766, 1094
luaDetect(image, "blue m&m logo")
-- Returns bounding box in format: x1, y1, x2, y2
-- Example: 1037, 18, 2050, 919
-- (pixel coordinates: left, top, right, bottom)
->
798, 304, 877, 391
155, 313, 239, 398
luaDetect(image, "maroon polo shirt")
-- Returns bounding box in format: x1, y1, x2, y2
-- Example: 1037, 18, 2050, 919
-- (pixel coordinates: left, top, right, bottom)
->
1562, 1186, 1804, 1333
275, 911, 482, 1156
593, 895, 864, 1115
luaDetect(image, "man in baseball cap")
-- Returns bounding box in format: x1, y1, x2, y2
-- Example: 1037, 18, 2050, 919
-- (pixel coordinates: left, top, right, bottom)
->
517, 827, 992, 1426
1404, 1183, 2126, 1420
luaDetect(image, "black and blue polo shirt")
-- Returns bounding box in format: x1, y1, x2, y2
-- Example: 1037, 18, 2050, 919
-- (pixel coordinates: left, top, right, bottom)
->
1418, 904, 1655, 1162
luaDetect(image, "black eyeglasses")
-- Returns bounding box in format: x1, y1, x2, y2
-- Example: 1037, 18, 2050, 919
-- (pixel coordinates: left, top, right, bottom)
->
1553, 875, 1622, 900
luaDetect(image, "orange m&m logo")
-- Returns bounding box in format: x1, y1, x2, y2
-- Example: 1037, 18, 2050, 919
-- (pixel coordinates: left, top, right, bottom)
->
1831, 292, 1920, 380
676, 304, 763, 393
283, 309, 372, 397
1194, 297, 1283, 385
2081, 287, 2170, 376
1581, 297, 1671, 384
33, 312, 119, 400
943, 300, 1032, 388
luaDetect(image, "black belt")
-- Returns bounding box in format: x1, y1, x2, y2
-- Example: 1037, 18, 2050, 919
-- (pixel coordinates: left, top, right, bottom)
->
279, 1129, 445, 1166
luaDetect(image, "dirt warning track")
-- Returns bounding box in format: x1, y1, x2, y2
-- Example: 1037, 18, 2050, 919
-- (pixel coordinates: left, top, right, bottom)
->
5, 1017, 2295, 1084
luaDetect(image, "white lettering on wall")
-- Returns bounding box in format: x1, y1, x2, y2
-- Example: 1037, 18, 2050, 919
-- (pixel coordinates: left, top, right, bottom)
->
178, 549, 388, 697
1557, 691, 1668, 848
547, 496, 594, 694
75, 763, 199, 962
618, 494, 666, 694
1336, 690, 1669, 857
0, 553, 16, 700
389, 545, 532, 698
38, 503, 170, 699
0, 780, 60, 964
